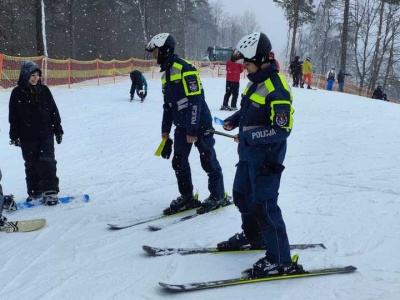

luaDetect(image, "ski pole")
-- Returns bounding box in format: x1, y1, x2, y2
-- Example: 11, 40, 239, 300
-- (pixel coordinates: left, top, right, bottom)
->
206, 129, 235, 139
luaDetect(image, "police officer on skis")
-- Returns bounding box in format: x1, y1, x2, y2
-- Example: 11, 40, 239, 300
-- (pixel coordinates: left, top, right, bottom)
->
218, 32, 300, 276
145, 33, 228, 215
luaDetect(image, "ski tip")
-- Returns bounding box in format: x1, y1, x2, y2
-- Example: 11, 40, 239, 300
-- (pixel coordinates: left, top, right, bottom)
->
142, 245, 156, 255
345, 265, 357, 272
107, 224, 121, 230
147, 225, 162, 231
319, 243, 327, 249
159, 282, 183, 292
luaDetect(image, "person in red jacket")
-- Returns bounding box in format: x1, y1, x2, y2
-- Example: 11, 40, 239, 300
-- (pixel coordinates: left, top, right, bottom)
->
269, 51, 280, 70
221, 53, 244, 110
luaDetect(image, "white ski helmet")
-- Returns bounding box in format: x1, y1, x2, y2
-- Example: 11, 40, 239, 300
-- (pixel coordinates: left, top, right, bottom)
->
232, 32, 272, 66
145, 33, 175, 52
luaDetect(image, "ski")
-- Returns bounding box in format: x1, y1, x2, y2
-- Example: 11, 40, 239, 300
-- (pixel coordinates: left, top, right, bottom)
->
109, 196, 232, 230
107, 207, 199, 230
159, 265, 357, 292
16, 194, 90, 210
147, 198, 233, 231
0, 219, 46, 233
143, 243, 326, 256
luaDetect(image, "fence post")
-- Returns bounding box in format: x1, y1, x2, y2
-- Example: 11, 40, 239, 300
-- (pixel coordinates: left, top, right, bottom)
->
96, 59, 100, 86
41, 56, 46, 85
67, 58, 71, 89
113, 60, 115, 84
0, 54, 4, 80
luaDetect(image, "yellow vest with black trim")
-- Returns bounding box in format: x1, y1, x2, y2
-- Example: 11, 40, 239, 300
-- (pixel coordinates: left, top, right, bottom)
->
241, 73, 294, 130
160, 55, 212, 136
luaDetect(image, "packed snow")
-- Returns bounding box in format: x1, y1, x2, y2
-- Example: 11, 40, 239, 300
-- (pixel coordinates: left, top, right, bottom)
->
0, 75, 399, 299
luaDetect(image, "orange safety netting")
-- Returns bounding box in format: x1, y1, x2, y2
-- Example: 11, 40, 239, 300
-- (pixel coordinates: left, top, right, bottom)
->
0, 54, 157, 89
0, 53, 380, 101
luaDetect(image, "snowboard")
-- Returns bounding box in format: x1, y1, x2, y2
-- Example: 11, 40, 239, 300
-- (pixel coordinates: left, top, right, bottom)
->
16, 194, 90, 210
0, 219, 46, 233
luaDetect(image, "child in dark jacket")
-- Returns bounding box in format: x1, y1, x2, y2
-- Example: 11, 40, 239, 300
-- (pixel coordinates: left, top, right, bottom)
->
129, 70, 148, 102
9, 60, 63, 206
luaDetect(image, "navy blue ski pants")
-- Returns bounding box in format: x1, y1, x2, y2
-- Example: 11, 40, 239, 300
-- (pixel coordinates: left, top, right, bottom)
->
232, 143, 291, 264
172, 129, 224, 199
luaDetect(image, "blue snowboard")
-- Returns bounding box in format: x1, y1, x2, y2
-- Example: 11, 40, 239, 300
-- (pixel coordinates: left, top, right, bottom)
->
16, 194, 90, 210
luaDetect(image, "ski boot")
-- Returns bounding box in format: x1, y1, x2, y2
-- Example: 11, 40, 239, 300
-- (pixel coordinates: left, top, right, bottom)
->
249, 254, 304, 278
220, 105, 230, 111
26, 191, 43, 202
217, 231, 265, 251
130, 95, 133, 101
196, 193, 231, 214
307, 85, 312, 89
0, 215, 7, 227
43, 190, 59, 206
2, 195, 17, 211
284, 254, 305, 275
163, 193, 201, 216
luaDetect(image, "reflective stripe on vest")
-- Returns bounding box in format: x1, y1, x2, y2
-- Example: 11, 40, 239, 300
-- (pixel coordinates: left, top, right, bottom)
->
243, 74, 293, 104
182, 71, 202, 96
243, 73, 294, 129
161, 62, 183, 85
270, 100, 294, 129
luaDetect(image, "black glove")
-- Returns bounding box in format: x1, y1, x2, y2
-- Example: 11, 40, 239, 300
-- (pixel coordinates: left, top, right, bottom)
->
56, 134, 63, 144
10, 138, 21, 147
161, 138, 173, 159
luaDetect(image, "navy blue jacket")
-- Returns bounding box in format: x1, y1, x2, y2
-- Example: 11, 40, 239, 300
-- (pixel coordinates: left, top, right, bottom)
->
225, 62, 293, 162
160, 54, 212, 137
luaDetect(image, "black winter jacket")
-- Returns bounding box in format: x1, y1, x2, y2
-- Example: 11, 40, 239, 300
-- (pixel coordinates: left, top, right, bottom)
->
9, 85, 63, 141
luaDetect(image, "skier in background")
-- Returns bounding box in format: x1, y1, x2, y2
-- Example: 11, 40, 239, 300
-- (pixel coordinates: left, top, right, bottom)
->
218, 32, 299, 276
289, 55, 302, 87
221, 52, 244, 111
371, 86, 384, 100
300, 57, 313, 89
145, 33, 228, 215
269, 51, 280, 70
337, 69, 351, 92
129, 70, 148, 102
9, 61, 63, 206
326, 67, 336, 91
0, 168, 17, 227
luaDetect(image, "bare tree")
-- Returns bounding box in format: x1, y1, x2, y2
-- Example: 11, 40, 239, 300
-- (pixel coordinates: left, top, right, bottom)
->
134, 0, 149, 48
340, 0, 350, 70
35, 0, 45, 56
274, 0, 316, 61
240, 11, 260, 34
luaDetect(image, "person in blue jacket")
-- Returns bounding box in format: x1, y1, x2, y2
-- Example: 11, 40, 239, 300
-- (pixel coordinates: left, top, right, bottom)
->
145, 33, 227, 215
129, 70, 148, 102
218, 32, 300, 276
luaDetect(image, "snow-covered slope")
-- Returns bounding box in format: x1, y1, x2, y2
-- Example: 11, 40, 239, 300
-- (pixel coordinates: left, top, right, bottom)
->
0, 77, 399, 299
